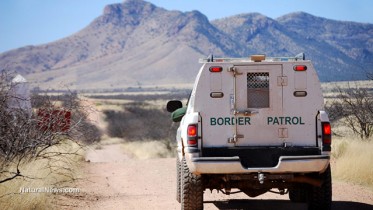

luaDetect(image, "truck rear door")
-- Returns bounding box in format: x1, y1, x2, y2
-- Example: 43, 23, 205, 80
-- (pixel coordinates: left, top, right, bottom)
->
231, 64, 284, 146
231, 63, 319, 147
199, 62, 319, 149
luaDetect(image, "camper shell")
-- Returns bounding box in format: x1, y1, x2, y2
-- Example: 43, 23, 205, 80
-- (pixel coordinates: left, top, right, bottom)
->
167, 54, 332, 210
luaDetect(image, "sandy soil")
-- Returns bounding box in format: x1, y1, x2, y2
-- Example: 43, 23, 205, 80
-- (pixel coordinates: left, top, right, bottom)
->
57, 143, 373, 210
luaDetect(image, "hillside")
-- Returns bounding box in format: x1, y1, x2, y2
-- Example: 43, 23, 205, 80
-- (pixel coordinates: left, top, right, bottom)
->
212, 12, 373, 81
0, 0, 372, 90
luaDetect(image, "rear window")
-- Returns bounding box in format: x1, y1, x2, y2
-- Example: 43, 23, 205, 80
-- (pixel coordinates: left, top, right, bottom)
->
247, 72, 269, 108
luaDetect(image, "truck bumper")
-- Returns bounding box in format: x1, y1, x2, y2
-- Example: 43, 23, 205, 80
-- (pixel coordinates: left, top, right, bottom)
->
185, 153, 330, 174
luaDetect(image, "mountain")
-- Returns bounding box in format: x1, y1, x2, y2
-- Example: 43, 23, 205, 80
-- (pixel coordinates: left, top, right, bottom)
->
0, 0, 372, 90
276, 12, 373, 80
212, 12, 373, 81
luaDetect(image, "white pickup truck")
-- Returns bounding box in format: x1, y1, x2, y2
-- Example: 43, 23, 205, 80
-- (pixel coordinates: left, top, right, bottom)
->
167, 54, 332, 210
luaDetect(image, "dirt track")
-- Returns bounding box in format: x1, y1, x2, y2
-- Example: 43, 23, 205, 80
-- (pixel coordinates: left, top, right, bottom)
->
58, 144, 373, 210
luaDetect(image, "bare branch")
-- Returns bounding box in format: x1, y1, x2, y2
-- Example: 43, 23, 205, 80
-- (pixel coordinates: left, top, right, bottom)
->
1, 70, 101, 186
0, 169, 21, 184
326, 81, 373, 140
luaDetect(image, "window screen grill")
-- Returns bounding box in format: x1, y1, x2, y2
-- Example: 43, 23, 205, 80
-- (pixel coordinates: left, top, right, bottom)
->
247, 73, 269, 108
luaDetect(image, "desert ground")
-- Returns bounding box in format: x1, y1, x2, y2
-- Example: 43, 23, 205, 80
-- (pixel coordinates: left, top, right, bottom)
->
55, 142, 373, 210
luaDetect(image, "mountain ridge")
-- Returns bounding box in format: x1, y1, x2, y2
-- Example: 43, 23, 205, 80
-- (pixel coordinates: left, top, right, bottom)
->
1, 0, 372, 90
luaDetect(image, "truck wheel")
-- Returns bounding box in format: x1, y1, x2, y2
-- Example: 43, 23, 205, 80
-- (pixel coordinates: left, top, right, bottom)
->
181, 157, 203, 210
176, 155, 181, 203
308, 165, 332, 210
289, 185, 308, 203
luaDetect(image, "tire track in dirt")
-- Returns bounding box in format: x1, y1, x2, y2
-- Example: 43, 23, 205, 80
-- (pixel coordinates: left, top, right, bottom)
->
58, 143, 373, 210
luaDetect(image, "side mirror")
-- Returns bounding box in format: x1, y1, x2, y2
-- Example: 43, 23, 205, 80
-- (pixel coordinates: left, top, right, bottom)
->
166, 100, 183, 112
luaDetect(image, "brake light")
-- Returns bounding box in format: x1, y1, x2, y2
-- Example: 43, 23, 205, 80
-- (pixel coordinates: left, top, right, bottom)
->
187, 124, 198, 146
209, 66, 223, 72
323, 123, 331, 136
322, 122, 332, 151
293, 65, 307, 71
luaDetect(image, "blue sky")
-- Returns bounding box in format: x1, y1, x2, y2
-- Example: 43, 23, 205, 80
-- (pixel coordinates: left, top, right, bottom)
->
1, 0, 372, 53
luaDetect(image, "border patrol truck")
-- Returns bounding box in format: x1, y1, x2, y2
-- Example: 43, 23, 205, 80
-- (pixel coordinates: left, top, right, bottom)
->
167, 54, 332, 210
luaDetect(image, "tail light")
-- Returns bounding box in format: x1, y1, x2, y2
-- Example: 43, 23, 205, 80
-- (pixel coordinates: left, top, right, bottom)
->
209, 66, 223, 72
293, 65, 307, 71
322, 122, 332, 151
187, 124, 198, 146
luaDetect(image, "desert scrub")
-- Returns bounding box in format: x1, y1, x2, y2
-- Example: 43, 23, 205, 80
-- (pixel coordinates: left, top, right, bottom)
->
0, 140, 83, 210
121, 140, 175, 159
103, 101, 179, 157
104, 102, 177, 139
332, 137, 373, 188
332, 138, 349, 159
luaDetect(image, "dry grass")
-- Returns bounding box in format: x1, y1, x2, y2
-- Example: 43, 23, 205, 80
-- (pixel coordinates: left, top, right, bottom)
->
325, 80, 373, 188
99, 136, 125, 145
86, 98, 130, 112
332, 136, 373, 189
121, 140, 175, 159
322, 80, 373, 98
322, 80, 373, 90
94, 135, 176, 160
0, 141, 84, 210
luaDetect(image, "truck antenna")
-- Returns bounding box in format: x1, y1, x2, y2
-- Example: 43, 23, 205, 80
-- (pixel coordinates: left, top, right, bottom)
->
207, 54, 214, 62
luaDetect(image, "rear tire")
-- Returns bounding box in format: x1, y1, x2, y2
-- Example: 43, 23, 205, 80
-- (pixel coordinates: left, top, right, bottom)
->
176, 155, 181, 203
308, 165, 332, 210
181, 157, 203, 210
289, 185, 308, 203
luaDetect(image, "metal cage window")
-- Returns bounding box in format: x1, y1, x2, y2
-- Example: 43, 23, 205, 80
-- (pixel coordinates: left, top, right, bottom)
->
247, 73, 270, 108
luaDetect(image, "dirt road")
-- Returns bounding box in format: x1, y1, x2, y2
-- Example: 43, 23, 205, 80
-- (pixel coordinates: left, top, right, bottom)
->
58, 144, 373, 210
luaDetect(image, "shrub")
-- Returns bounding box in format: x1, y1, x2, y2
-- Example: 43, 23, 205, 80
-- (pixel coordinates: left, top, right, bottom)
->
0, 70, 100, 185
326, 82, 373, 140
104, 102, 177, 142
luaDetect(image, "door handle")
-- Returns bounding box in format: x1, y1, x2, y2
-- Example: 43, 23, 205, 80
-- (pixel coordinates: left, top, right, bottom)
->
234, 109, 259, 116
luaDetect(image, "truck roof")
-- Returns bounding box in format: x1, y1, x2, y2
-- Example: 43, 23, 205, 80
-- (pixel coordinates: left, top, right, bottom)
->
199, 53, 307, 63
